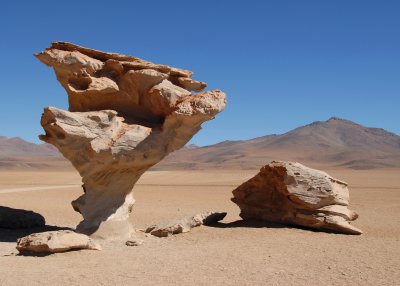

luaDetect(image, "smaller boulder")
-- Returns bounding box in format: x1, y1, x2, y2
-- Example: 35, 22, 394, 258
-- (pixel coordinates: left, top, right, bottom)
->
0, 206, 45, 229
16, 230, 101, 254
232, 161, 362, 235
146, 211, 227, 237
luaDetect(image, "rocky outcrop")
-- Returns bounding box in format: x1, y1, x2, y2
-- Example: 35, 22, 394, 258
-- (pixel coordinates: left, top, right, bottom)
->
232, 161, 362, 234
36, 42, 226, 239
16, 230, 101, 253
0, 206, 45, 229
145, 212, 227, 237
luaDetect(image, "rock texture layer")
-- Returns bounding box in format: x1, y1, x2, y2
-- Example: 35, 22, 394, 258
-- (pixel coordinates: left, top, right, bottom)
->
0, 206, 45, 229
146, 212, 227, 237
36, 42, 226, 238
16, 230, 101, 253
232, 161, 362, 234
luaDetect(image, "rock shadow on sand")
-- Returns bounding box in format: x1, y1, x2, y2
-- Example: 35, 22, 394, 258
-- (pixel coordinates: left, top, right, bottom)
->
0, 206, 71, 243
207, 219, 355, 235
207, 219, 287, 229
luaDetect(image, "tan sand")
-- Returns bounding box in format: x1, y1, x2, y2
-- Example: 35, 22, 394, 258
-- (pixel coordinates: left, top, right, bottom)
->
0, 169, 399, 285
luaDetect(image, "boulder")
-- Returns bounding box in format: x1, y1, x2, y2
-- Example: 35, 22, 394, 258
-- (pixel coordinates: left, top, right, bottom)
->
36, 42, 226, 239
0, 206, 45, 229
16, 230, 101, 253
231, 161, 362, 234
146, 212, 227, 237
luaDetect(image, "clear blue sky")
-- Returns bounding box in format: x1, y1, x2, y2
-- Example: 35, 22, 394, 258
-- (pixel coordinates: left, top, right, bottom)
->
0, 0, 399, 146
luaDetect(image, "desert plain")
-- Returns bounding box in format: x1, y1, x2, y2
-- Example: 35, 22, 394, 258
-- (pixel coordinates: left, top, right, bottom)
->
0, 167, 399, 285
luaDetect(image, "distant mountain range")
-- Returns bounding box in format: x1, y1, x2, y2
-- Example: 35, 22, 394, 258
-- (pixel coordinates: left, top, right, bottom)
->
0, 136, 59, 158
155, 117, 400, 170
0, 137, 65, 169
1, 117, 399, 170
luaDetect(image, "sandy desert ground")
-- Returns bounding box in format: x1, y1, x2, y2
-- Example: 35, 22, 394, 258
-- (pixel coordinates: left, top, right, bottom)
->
0, 168, 399, 285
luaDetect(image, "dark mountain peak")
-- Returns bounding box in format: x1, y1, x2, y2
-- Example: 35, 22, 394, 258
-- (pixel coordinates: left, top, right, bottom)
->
307, 120, 324, 127
326, 117, 359, 125
239, 117, 400, 166
323, 118, 398, 138
306, 117, 360, 128
327, 116, 346, 122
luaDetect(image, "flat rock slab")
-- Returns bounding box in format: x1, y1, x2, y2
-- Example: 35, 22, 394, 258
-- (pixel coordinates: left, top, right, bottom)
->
0, 206, 45, 229
16, 230, 101, 254
146, 212, 227, 237
232, 161, 362, 235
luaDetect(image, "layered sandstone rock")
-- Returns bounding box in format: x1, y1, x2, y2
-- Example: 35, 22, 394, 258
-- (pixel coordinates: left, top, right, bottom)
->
145, 212, 227, 237
16, 230, 101, 253
232, 161, 362, 234
36, 42, 226, 239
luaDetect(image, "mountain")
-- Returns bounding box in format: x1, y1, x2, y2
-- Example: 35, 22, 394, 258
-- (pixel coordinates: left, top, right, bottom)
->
0, 137, 59, 157
0, 137, 66, 169
1, 117, 399, 170
154, 117, 400, 170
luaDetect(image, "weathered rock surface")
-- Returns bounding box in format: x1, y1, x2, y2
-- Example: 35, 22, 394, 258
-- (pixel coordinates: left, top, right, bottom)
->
0, 206, 45, 229
125, 239, 144, 246
232, 161, 362, 234
36, 42, 226, 239
16, 230, 101, 253
146, 212, 227, 237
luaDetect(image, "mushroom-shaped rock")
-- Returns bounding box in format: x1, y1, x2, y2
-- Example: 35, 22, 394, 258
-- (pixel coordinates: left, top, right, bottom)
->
231, 161, 362, 234
36, 42, 226, 239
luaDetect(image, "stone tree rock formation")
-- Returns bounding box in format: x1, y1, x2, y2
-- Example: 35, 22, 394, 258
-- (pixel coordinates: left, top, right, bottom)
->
36, 42, 226, 239
232, 161, 362, 234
